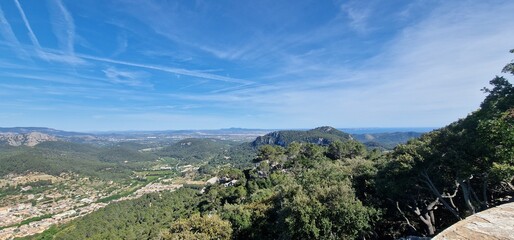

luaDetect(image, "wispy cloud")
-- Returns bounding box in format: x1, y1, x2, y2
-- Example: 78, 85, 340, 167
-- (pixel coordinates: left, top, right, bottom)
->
112, 33, 128, 57
340, 4, 371, 33
1, 71, 100, 86
102, 67, 151, 87
1, 0, 513, 130
13, 0, 41, 49
79, 54, 254, 85
49, 0, 75, 55
157, 1, 514, 128
13, 0, 83, 65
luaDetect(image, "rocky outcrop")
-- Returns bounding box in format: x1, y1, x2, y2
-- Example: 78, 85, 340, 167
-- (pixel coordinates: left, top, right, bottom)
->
433, 202, 514, 240
0, 132, 57, 147
251, 126, 352, 147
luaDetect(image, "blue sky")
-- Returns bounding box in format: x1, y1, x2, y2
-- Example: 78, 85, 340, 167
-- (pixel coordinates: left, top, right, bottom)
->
0, 0, 513, 131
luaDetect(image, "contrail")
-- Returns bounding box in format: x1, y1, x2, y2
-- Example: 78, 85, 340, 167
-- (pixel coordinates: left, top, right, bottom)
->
79, 54, 254, 85
13, 0, 42, 49
51, 0, 75, 55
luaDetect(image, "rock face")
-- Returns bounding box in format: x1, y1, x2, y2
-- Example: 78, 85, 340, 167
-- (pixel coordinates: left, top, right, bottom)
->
252, 126, 352, 147
433, 202, 514, 240
0, 132, 57, 146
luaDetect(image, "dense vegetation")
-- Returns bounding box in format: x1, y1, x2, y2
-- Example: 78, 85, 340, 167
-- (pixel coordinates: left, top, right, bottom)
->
27, 188, 201, 239
25, 140, 379, 239
375, 72, 514, 237
0, 141, 156, 180
156, 138, 237, 164
16, 52, 514, 239
252, 126, 352, 147
208, 126, 361, 168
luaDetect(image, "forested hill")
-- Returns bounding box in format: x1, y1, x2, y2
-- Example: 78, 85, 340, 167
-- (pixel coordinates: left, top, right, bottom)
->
252, 126, 352, 147
214, 127, 418, 167
156, 138, 238, 163
0, 141, 156, 179
212, 126, 357, 167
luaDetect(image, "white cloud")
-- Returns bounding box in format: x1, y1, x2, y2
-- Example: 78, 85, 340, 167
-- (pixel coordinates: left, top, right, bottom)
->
49, 0, 75, 55
112, 33, 128, 57
102, 67, 150, 87
12, 0, 83, 65
340, 4, 371, 33
161, 1, 514, 128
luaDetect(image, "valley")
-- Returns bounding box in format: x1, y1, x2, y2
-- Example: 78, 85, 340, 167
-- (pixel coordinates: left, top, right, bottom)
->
0, 127, 425, 239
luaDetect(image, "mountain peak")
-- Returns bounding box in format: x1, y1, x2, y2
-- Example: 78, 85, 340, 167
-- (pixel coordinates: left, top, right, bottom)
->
312, 126, 337, 132
252, 126, 351, 147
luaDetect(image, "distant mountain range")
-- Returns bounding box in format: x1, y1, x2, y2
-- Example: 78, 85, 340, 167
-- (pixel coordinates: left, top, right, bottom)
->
0, 127, 434, 135
0, 126, 428, 150
0, 126, 428, 178
351, 132, 424, 150
0, 127, 91, 136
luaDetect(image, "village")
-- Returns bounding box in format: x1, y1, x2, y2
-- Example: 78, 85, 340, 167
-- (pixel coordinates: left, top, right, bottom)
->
0, 173, 125, 239
0, 165, 213, 239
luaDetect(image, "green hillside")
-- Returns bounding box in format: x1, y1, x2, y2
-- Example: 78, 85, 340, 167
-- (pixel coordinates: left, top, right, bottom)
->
24, 140, 377, 240
210, 127, 374, 168
209, 142, 257, 168
252, 126, 352, 147
0, 141, 156, 179
157, 138, 238, 163
97, 146, 155, 163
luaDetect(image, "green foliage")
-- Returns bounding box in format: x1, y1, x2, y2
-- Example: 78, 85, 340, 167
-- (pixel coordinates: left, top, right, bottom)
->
19, 225, 59, 240
277, 162, 379, 240
252, 126, 352, 148
327, 140, 367, 160
96, 183, 142, 203
0, 214, 53, 231
0, 141, 157, 180
375, 55, 514, 237
220, 204, 253, 233
163, 214, 233, 240
209, 142, 257, 168
213, 126, 378, 170
32, 189, 201, 240
97, 145, 155, 163
16, 50, 514, 240
157, 138, 237, 164
218, 167, 245, 180
478, 108, 514, 182
38, 135, 382, 239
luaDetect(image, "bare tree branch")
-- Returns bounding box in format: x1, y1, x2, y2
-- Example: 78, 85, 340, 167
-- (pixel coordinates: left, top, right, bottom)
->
421, 170, 461, 220
396, 202, 417, 232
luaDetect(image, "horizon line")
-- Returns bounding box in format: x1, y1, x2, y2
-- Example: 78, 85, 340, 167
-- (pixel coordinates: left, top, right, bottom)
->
0, 126, 439, 133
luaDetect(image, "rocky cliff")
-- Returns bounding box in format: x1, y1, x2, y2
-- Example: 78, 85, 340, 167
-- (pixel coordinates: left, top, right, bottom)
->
252, 126, 353, 147
0, 132, 58, 147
